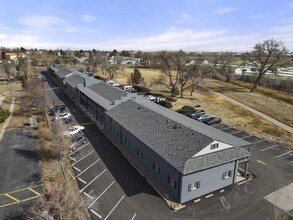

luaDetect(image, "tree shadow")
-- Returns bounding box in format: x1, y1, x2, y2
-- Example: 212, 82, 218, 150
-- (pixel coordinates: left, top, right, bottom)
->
42, 72, 160, 199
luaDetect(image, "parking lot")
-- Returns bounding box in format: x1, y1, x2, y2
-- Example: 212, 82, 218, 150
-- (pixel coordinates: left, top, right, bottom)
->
43, 71, 293, 220
212, 123, 293, 161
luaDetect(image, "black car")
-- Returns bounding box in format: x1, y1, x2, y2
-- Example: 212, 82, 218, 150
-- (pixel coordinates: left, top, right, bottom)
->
49, 103, 66, 115
184, 110, 205, 119
202, 117, 222, 125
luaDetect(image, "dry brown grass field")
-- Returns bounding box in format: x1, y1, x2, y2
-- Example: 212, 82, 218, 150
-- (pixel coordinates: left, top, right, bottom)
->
97, 67, 292, 148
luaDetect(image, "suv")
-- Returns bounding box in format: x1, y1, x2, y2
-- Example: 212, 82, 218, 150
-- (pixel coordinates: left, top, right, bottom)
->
70, 134, 87, 151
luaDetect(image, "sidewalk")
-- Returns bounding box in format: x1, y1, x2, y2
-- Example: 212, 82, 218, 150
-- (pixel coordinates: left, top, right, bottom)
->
209, 89, 293, 134
0, 97, 15, 140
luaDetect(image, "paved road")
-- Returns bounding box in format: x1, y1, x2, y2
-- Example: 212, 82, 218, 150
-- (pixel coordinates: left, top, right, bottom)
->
43, 71, 293, 220
208, 89, 293, 134
0, 128, 42, 219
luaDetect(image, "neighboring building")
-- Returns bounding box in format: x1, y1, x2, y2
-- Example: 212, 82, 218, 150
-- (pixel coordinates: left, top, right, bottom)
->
3, 52, 27, 61
104, 99, 250, 203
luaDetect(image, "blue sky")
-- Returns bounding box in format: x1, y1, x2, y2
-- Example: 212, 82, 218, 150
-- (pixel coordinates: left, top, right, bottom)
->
0, 0, 293, 51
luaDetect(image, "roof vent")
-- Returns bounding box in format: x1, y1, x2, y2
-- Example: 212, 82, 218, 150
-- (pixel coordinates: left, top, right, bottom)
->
172, 125, 178, 129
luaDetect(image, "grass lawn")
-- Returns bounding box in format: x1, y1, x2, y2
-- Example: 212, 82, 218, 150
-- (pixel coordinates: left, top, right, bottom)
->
100, 67, 293, 148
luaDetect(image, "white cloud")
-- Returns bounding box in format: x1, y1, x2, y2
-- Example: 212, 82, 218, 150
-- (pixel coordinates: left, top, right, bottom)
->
18, 15, 66, 29
215, 7, 237, 14
81, 14, 97, 23
246, 14, 267, 20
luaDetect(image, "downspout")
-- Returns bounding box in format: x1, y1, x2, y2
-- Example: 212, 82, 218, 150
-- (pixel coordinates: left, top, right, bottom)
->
232, 160, 237, 183
178, 173, 182, 203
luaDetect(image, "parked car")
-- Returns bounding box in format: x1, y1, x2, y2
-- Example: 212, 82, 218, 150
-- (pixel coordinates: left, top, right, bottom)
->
184, 110, 205, 119
195, 114, 210, 121
56, 112, 71, 120
63, 125, 85, 137
148, 95, 156, 101
204, 117, 222, 125
70, 134, 87, 151
49, 103, 66, 115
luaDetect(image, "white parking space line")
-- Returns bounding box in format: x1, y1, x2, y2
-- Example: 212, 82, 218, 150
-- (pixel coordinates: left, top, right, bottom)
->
73, 166, 81, 172
260, 144, 279, 152
275, 150, 293, 159
229, 130, 242, 135
241, 135, 252, 139
90, 209, 102, 219
219, 126, 231, 131
83, 192, 93, 200
76, 159, 100, 178
72, 151, 94, 166
251, 139, 265, 144
69, 143, 90, 156
78, 178, 87, 184
69, 156, 76, 162
80, 169, 107, 193
131, 213, 137, 220
88, 181, 115, 209
104, 195, 125, 220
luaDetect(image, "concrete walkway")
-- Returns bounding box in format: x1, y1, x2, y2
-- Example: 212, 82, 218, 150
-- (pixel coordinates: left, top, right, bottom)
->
0, 97, 15, 140
209, 89, 293, 134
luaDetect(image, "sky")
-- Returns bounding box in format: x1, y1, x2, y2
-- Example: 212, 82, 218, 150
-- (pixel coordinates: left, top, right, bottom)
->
0, 0, 293, 52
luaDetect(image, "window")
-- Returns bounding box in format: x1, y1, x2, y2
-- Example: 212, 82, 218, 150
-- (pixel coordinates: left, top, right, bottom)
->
210, 143, 219, 150
109, 118, 112, 123
125, 138, 127, 145
188, 181, 201, 191
167, 176, 176, 189
153, 163, 160, 174
222, 170, 233, 179
117, 131, 120, 137
137, 149, 143, 158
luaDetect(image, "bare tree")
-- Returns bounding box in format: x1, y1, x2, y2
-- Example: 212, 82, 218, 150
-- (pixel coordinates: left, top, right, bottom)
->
50, 121, 71, 160
26, 185, 92, 220
188, 64, 213, 96
212, 52, 234, 82
246, 39, 290, 92
153, 51, 180, 97
100, 55, 124, 79
24, 78, 50, 125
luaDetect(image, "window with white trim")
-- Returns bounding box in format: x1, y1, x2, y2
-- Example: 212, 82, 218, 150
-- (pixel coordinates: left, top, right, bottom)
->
188, 181, 201, 191
210, 143, 219, 150
222, 170, 233, 179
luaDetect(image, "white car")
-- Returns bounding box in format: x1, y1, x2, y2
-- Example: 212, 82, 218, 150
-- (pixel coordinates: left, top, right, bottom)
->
56, 112, 71, 120
63, 125, 85, 137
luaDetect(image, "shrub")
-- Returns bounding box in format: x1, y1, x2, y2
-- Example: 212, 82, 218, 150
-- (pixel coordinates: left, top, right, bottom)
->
166, 97, 177, 102
176, 105, 195, 114
158, 100, 173, 109
0, 108, 10, 123
133, 85, 149, 93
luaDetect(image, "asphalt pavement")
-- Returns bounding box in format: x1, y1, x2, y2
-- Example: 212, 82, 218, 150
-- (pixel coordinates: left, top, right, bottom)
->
0, 128, 42, 219
43, 71, 293, 220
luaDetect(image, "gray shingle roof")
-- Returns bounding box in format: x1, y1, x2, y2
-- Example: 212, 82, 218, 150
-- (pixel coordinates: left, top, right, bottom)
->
65, 74, 85, 88
55, 68, 73, 79
106, 99, 249, 174
183, 147, 250, 174
77, 85, 114, 110
141, 101, 249, 147
88, 83, 127, 103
